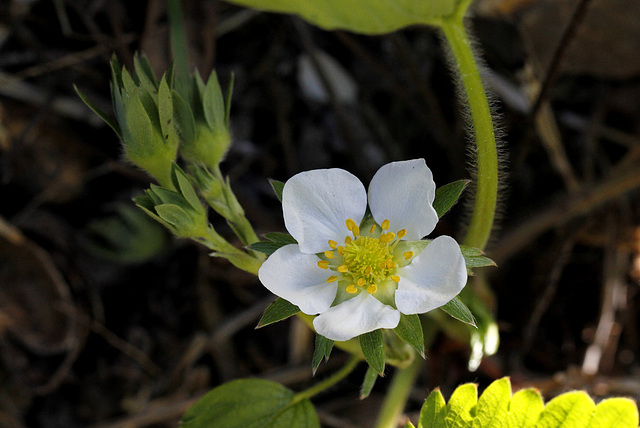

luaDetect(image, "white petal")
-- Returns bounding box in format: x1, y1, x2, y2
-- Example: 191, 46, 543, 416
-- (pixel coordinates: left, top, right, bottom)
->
283, 168, 367, 254
368, 159, 438, 240
258, 244, 337, 315
313, 292, 400, 341
395, 235, 467, 315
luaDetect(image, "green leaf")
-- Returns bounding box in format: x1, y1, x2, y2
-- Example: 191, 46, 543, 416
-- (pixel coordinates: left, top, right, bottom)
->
74, 85, 121, 138
472, 377, 510, 428
157, 75, 179, 150
445, 383, 477, 428
460, 245, 496, 271
433, 180, 470, 218
507, 388, 543, 427
270, 179, 285, 202
203, 71, 226, 132
181, 378, 319, 428
264, 232, 297, 244
394, 314, 425, 358
536, 391, 595, 428
311, 334, 334, 374
223, 0, 467, 34
441, 297, 476, 327
248, 241, 289, 256
359, 330, 385, 375
172, 89, 196, 145
359, 365, 379, 399
257, 298, 300, 328
588, 397, 639, 428
404, 422, 417, 428
419, 388, 447, 428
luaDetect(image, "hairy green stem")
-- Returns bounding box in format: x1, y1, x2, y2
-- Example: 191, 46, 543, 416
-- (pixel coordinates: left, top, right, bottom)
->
441, 17, 498, 251
293, 355, 361, 402
374, 355, 422, 428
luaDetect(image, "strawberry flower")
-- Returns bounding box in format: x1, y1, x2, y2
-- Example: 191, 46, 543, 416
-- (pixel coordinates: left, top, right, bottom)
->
258, 159, 467, 341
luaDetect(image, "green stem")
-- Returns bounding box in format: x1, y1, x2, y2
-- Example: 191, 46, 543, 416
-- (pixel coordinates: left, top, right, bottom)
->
374, 355, 422, 428
441, 17, 498, 251
293, 355, 361, 402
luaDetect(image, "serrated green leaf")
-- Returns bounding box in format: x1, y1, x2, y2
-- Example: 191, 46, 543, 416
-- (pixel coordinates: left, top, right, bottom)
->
359, 365, 379, 399
181, 378, 319, 428
536, 391, 595, 428
223, 0, 469, 34
394, 314, 425, 357
257, 298, 300, 328
359, 330, 385, 375
312, 334, 334, 374
419, 388, 447, 428
270, 179, 285, 202
507, 388, 544, 427
248, 241, 290, 255
264, 232, 297, 244
588, 397, 639, 428
441, 296, 476, 327
445, 383, 478, 428
472, 377, 510, 428
433, 180, 470, 218
74, 85, 121, 138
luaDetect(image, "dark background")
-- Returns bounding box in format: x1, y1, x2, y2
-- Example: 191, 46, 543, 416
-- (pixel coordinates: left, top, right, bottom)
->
1, 0, 640, 426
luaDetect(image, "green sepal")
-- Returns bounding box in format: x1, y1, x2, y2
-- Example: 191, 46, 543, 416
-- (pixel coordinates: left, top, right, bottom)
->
172, 89, 196, 146
264, 232, 297, 244
180, 378, 319, 428
311, 334, 334, 375
359, 365, 379, 399
433, 179, 470, 218
170, 164, 202, 212
74, 85, 121, 138
419, 388, 447, 428
359, 330, 385, 375
257, 298, 300, 328
269, 179, 285, 202
460, 245, 496, 272
224, 73, 235, 127
248, 241, 289, 256
440, 296, 476, 327
394, 314, 425, 358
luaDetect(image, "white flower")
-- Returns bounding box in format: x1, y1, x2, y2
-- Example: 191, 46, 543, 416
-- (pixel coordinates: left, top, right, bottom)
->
258, 159, 467, 342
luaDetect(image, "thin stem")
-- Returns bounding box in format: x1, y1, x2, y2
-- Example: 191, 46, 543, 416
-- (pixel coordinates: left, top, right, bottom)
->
293, 355, 361, 402
374, 355, 422, 428
441, 18, 498, 251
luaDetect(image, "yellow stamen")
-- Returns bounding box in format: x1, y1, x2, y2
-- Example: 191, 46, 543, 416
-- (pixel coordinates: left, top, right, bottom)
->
337, 265, 349, 273
345, 218, 357, 231
328, 240, 337, 249
397, 229, 407, 238
391, 275, 400, 283
337, 246, 345, 256
388, 261, 396, 269
346, 284, 358, 294
380, 261, 387, 269
317, 260, 329, 269
381, 219, 390, 230
357, 278, 366, 287
365, 266, 372, 276
324, 250, 335, 259
326, 275, 338, 283
369, 224, 377, 233
352, 225, 360, 237
404, 251, 414, 260
345, 236, 352, 244
380, 232, 395, 243
367, 284, 377, 294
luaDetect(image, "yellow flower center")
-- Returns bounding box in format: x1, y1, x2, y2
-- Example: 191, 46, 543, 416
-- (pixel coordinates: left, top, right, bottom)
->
322, 217, 411, 295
